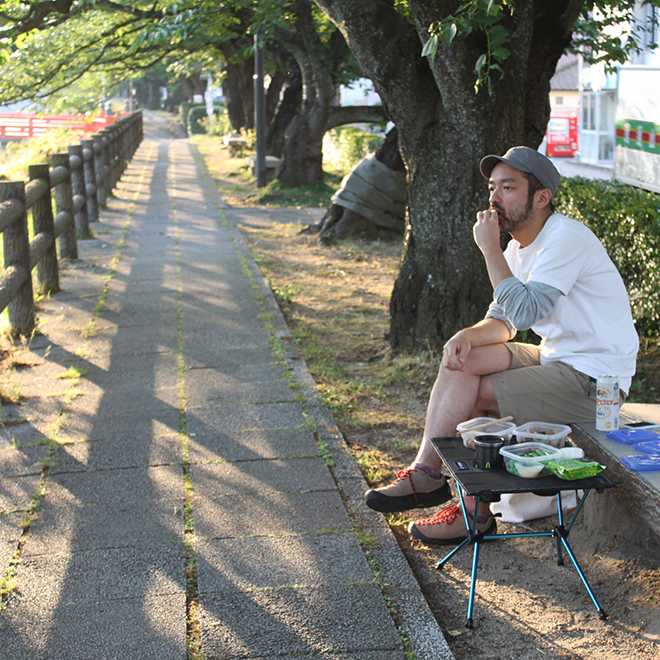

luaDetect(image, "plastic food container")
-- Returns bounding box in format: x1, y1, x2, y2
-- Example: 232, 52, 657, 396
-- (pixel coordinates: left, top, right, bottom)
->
457, 417, 517, 450
499, 442, 562, 478
514, 422, 572, 448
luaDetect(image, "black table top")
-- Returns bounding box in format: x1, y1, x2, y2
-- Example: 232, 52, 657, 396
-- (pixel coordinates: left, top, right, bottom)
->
431, 437, 615, 501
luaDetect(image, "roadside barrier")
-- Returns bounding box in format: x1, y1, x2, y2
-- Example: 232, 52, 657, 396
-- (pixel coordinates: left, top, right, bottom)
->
0, 110, 143, 336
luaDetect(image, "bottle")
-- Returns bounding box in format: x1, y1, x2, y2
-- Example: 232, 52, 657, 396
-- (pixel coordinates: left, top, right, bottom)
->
596, 375, 619, 431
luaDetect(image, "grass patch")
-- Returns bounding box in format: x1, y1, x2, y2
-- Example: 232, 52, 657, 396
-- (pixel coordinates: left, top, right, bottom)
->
247, 177, 341, 208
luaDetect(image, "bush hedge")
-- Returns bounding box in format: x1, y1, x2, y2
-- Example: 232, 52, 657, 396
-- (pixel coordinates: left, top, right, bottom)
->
179, 102, 204, 131
555, 176, 660, 336
322, 126, 384, 176
186, 105, 226, 135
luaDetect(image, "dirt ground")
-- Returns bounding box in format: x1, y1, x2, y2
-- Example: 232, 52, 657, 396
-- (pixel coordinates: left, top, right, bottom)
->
197, 137, 660, 659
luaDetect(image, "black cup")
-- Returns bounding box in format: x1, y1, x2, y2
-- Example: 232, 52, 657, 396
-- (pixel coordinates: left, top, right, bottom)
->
474, 435, 504, 470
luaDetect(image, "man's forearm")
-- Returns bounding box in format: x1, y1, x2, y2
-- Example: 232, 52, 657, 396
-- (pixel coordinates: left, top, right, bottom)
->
460, 317, 512, 347
482, 248, 514, 290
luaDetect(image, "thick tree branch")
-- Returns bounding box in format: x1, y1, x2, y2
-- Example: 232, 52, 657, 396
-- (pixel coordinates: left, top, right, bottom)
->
13, 0, 76, 33
559, 0, 588, 39
325, 105, 388, 130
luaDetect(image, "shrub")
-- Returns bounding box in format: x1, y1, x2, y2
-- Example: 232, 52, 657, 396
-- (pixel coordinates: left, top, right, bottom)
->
322, 126, 384, 176
179, 102, 204, 131
555, 176, 660, 336
199, 110, 232, 137
186, 104, 227, 135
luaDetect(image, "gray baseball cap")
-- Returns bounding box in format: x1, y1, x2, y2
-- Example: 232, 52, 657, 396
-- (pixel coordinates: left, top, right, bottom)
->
480, 146, 561, 198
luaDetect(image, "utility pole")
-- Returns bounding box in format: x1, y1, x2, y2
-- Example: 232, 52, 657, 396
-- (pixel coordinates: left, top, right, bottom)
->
254, 32, 267, 188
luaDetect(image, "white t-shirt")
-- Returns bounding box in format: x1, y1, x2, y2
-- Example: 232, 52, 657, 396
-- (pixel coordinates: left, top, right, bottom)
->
503, 213, 638, 392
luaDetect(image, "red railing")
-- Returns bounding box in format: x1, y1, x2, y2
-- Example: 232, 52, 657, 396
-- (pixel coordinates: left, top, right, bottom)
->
0, 112, 118, 139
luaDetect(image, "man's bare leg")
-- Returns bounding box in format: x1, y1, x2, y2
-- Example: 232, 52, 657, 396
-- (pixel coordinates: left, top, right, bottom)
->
412, 343, 512, 517
414, 342, 513, 468
365, 342, 513, 513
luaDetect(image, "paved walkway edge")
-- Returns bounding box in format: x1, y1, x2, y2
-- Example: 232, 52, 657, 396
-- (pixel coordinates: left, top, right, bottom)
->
191, 142, 456, 660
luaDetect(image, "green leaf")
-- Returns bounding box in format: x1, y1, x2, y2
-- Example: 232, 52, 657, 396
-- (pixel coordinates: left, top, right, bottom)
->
488, 24, 509, 47
475, 53, 487, 74
492, 47, 511, 61
421, 34, 439, 59
441, 23, 458, 45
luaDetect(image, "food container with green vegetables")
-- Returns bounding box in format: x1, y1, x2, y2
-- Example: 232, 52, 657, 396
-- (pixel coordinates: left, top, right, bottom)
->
499, 442, 562, 478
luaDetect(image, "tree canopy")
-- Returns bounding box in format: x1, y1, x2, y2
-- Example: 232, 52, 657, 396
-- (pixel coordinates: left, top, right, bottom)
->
0, 1, 244, 106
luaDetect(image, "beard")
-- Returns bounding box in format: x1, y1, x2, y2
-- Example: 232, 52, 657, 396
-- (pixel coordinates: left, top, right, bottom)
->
492, 196, 535, 234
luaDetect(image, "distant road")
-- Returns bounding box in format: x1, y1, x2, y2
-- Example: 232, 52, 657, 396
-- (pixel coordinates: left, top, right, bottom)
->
549, 156, 614, 180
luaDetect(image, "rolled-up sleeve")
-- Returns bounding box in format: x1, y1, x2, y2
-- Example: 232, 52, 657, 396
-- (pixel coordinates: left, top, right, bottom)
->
485, 277, 563, 335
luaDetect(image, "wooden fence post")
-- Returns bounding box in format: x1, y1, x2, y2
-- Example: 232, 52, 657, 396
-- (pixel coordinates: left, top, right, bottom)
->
92, 133, 107, 208
100, 129, 113, 200
67, 144, 90, 239
121, 117, 130, 178
0, 181, 34, 335
109, 124, 120, 190
81, 138, 99, 222
28, 164, 59, 294
51, 153, 78, 260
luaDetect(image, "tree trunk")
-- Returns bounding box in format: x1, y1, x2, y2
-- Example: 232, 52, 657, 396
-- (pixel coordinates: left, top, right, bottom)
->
222, 64, 247, 131
267, 66, 303, 158
314, 0, 578, 350
221, 55, 256, 132
275, 0, 350, 187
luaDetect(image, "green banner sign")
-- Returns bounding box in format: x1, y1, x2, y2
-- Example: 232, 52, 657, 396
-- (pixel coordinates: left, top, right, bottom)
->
616, 118, 660, 154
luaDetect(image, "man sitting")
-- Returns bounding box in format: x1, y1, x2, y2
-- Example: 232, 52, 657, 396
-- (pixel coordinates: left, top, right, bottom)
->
365, 146, 639, 544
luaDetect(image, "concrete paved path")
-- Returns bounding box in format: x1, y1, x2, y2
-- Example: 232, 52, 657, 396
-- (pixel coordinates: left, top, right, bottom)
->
0, 114, 454, 660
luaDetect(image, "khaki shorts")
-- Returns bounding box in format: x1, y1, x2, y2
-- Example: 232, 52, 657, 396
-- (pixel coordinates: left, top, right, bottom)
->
489, 343, 619, 426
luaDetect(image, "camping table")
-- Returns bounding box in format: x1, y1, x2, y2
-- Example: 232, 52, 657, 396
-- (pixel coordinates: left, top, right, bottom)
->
431, 436, 615, 628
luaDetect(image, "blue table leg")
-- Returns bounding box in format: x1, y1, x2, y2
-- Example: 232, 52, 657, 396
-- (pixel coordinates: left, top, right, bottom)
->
557, 534, 608, 620
466, 535, 481, 629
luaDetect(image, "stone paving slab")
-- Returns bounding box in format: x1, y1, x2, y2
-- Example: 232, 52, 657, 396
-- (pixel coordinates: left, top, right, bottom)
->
186, 378, 296, 405
190, 457, 336, 497
57, 407, 181, 442
1, 397, 64, 431
198, 585, 404, 658
186, 401, 308, 437
0, 472, 42, 513
63, 388, 179, 417
24, 499, 184, 556
100, 292, 180, 316
0, 437, 48, 474
14, 544, 186, 602
194, 490, 352, 540
49, 435, 182, 473
76, 354, 179, 390
187, 427, 319, 463
0, 417, 55, 449
196, 533, 372, 591
227, 653, 407, 660
0, 592, 186, 660
183, 345, 277, 369
37, 464, 184, 508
